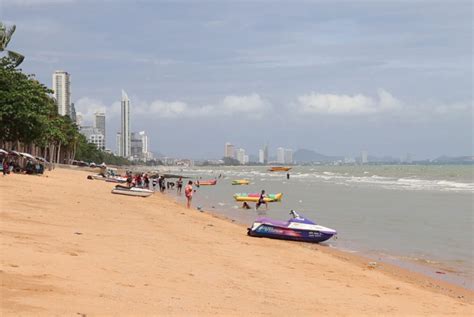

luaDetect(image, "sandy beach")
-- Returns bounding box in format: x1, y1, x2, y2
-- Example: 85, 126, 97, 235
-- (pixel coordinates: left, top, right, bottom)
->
1, 168, 473, 316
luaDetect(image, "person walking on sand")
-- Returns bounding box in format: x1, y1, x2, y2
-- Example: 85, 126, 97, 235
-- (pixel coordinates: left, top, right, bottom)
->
256, 190, 268, 210
177, 177, 183, 194
287, 172, 290, 180
185, 180, 194, 208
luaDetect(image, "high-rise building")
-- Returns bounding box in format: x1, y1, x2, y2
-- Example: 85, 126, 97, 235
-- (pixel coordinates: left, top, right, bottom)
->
263, 144, 268, 164
130, 132, 143, 159
120, 90, 131, 157
79, 126, 105, 150
236, 148, 246, 164
361, 150, 368, 164
258, 149, 265, 164
52, 70, 71, 116
277, 147, 285, 164
224, 142, 235, 158
139, 131, 148, 155
94, 111, 106, 142
284, 149, 293, 164
76, 112, 83, 127
70, 103, 76, 123
116, 133, 122, 156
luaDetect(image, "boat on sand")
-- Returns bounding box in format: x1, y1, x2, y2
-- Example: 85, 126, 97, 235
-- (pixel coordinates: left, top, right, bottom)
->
111, 186, 154, 197
248, 210, 336, 243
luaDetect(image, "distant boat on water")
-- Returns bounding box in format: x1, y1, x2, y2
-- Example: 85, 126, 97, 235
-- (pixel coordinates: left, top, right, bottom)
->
268, 166, 292, 172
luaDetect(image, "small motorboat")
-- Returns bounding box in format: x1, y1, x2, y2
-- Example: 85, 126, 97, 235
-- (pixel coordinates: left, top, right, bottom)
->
233, 193, 283, 202
105, 176, 128, 183
87, 174, 106, 180
197, 179, 217, 186
232, 179, 250, 185
111, 186, 154, 197
248, 210, 336, 243
268, 167, 292, 172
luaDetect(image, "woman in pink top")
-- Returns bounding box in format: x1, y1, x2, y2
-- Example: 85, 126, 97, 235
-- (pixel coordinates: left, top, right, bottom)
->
184, 180, 193, 208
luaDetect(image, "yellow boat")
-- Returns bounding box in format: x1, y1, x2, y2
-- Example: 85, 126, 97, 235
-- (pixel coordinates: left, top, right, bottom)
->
233, 193, 283, 202
232, 179, 250, 185
268, 166, 292, 172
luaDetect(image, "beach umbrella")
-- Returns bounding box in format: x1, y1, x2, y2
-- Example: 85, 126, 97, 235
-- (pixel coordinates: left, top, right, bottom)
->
0, 149, 8, 155
20, 152, 36, 160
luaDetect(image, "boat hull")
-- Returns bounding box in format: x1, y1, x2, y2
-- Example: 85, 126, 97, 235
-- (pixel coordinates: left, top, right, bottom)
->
105, 177, 127, 183
198, 180, 217, 186
268, 167, 292, 172
234, 193, 282, 202
248, 223, 334, 243
232, 180, 250, 185
111, 188, 153, 197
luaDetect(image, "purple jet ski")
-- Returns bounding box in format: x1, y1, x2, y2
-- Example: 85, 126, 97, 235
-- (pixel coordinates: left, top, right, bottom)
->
247, 210, 337, 243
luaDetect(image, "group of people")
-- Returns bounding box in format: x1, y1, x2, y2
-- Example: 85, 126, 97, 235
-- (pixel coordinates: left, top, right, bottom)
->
2, 158, 44, 176
124, 171, 150, 188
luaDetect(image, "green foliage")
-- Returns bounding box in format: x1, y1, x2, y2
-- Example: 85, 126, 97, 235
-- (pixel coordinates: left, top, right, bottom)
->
0, 22, 24, 67
222, 157, 241, 165
0, 57, 130, 165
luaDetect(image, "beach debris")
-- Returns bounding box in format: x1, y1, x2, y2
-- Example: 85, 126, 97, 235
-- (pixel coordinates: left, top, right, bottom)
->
74, 232, 83, 235
435, 271, 446, 274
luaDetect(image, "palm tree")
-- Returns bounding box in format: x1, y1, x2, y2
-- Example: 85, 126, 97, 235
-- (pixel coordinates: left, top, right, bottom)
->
0, 22, 24, 67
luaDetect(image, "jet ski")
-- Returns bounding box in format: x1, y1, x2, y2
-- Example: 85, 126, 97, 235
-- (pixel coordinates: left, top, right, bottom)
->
247, 210, 336, 243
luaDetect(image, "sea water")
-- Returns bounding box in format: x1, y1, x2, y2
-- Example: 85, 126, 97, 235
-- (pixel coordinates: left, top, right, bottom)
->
153, 165, 473, 289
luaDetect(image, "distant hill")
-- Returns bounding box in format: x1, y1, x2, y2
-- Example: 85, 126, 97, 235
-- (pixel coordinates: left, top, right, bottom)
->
294, 149, 342, 163
433, 156, 474, 163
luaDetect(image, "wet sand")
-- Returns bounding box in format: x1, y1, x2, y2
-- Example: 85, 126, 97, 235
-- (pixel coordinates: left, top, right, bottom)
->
1, 168, 473, 316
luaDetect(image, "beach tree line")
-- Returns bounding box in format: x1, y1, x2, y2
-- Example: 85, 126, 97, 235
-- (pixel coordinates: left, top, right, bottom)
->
0, 22, 131, 165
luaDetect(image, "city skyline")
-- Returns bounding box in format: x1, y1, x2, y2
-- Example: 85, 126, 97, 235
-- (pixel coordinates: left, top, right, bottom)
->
6, 1, 472, 159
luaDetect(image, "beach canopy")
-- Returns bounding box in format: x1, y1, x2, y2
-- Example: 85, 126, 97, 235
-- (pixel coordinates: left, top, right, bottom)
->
20, 152, 36, 160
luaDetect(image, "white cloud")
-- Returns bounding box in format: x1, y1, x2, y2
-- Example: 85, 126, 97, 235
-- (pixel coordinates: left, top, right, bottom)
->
219, 93, 269, 118
74, 97, 107, 124
134, 94, 270, 119
296, 89, 402, 115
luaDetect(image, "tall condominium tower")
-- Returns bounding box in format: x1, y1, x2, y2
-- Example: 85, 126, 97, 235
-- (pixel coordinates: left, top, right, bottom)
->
224, 142, 235, 158
263, 144, 268, 164
52, 70, 71, 116
94, 111, 106, 141
116, 132, 122, 157
120, 90, 131, 157
276, 147, 285, 164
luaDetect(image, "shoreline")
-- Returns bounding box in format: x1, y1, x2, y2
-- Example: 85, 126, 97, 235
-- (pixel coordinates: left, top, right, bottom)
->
164, 188, 474, 301
161, 175, 473, 291
1, 167, 473, 315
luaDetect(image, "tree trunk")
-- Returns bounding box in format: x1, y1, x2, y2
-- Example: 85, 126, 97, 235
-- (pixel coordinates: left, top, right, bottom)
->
57, 142, 61, 164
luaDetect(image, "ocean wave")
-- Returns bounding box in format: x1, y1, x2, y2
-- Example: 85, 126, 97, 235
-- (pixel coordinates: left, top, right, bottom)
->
181, 167, 473, 193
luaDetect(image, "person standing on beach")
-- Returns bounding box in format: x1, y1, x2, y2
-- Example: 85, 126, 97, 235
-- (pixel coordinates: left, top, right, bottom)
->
286, 173, 290, 180
256, 190, 268, 210
2, 159, 8, 176
177, 177, 183, 194
185, 181, 193, 208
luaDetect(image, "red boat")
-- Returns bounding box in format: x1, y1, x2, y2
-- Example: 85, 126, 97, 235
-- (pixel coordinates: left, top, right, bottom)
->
197, 179, 217, 186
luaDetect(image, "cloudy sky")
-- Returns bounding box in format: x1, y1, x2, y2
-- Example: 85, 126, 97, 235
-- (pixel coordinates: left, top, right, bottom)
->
2, 0, 472, 159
